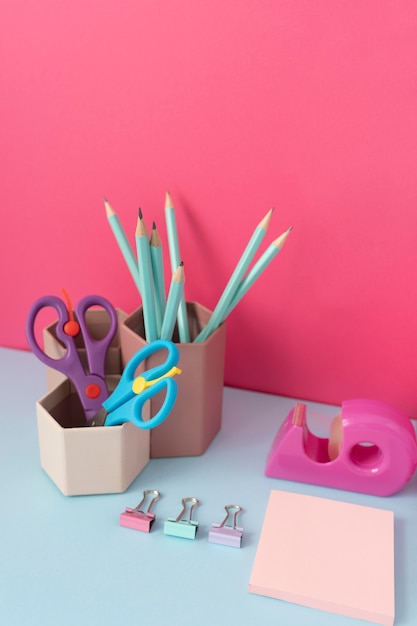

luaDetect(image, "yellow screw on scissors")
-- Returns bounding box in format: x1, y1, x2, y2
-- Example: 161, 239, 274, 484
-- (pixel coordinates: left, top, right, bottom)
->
132, 366, 182, 394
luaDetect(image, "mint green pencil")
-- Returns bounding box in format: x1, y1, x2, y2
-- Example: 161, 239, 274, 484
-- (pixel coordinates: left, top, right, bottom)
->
160, 262, 185, 340
165, 192, 190, 342
104, 198, 141, 295
136, 211, 158, 342
223, 227, 292, 320
150, 221, 166, 336
194, 207, 274, 343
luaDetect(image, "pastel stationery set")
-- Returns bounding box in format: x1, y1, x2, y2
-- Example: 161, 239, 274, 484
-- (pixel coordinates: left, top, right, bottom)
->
25, 189, 412, 626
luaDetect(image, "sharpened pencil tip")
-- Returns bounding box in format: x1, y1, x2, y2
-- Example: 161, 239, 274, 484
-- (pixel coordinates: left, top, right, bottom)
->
138, 207, 143, 219
272, 227, 293, 250
259, 207, 274, 231
173, 261, 185, 283
165, 190, 174, 210
136, 218, 147, 237
104, 198, 115, 218
150, 221, 161, 246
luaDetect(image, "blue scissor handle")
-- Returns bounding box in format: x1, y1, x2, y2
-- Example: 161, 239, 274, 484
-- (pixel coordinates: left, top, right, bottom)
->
103, 339, 180, 429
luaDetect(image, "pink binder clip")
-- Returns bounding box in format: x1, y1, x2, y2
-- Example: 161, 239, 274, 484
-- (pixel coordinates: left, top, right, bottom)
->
208, 504, 243, 548
120, 489, 161, 532
265, 399, 417, 496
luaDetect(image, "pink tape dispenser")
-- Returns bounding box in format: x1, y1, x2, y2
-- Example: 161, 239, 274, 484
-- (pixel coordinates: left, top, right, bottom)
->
265, 399, 417, 496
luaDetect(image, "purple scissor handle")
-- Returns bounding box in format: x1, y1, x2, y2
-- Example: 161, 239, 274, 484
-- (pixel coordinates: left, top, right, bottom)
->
26, 294, 118, 422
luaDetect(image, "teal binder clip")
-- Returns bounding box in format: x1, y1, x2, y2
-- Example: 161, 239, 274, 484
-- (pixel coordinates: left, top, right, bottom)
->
164, 497, 200, 539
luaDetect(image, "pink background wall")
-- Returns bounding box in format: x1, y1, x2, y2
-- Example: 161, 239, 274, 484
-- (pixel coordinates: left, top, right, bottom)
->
2, 1, 417, 416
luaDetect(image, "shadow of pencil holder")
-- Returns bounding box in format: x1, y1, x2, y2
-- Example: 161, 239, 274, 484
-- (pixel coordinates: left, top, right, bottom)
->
119, 302, 226, 458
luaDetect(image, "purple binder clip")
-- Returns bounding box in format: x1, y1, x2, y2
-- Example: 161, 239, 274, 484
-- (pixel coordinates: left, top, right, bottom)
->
120, 489, 161, 532
208, 504, 243, 548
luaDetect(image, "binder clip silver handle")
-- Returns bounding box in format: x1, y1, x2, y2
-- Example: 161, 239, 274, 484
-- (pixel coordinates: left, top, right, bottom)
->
133, 489, 161, 515
218, 504, 243, 529
175, 497, 200, 522
209, 504, 243, 548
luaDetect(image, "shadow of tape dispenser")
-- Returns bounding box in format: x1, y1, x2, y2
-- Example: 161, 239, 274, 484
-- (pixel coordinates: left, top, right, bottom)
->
265, 398, 417, 496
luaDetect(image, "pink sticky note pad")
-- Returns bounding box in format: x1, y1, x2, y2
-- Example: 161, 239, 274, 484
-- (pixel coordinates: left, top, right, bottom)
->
249, 490, 395, 626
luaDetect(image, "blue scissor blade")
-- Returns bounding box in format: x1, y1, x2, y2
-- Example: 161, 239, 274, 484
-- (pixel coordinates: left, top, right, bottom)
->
102, 377, 133, 413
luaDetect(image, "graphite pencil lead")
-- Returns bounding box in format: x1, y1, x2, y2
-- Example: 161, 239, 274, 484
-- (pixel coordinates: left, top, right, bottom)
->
150, 222, 162, 247
137, 207, 149, 237
173, 263, 185, 282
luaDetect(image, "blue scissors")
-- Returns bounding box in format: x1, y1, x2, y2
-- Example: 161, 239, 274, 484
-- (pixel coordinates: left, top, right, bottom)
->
26, 292, 118, 423
101, 339, 181, 429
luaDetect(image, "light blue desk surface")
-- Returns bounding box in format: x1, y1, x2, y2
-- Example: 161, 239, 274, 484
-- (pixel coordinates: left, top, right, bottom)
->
1, 347, 416, 626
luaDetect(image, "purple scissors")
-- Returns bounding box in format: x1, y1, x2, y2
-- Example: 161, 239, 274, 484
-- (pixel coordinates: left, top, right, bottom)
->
26, 293, 118, 423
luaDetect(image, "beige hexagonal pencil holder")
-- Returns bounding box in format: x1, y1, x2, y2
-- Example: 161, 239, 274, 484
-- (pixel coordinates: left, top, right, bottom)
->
36, 376, 150, 496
